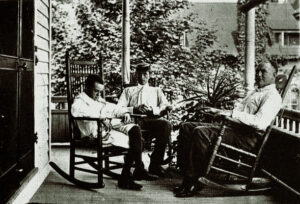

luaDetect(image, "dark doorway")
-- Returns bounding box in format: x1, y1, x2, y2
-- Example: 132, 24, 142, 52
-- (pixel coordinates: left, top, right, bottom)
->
0, 0, 35, 202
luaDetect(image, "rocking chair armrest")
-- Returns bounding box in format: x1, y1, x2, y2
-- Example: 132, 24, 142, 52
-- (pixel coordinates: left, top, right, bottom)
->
130, 113, 148, 118
201, 110, 244, 127
105, 94, 119, 104
222, 115, 263, 134
72, 116, 105, 121
130, 110, 170, 120
223, 115, 242, 125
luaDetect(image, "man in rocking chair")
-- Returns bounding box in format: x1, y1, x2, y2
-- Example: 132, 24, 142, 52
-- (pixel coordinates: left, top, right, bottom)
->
118, 63, 173, 177
71, 75, 156, 190
174, 59, 282, 197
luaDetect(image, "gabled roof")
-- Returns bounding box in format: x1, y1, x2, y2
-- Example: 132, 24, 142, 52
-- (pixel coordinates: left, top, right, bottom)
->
181, 3, 238, 55
177, 2, 299, 56
267, 3, 299, 30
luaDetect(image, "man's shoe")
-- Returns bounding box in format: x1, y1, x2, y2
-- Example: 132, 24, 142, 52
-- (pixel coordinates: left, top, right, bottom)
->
174, 179, 204, 197
133, 168, 158, 181
174, 184, 202, 198
173, 184, 185, 194
148, 164, 166, 177
118, 177, 143, 190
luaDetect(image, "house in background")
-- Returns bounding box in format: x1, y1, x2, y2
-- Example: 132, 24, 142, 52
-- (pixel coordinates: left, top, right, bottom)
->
267, 2, 300, 110
0, 0, 51, 203
180, 0, 300, 110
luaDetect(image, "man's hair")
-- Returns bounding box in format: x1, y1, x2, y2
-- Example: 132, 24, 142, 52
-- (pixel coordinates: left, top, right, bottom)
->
85, 74, 103, 90
261, 57, 278, 73
136, 62, 151, 72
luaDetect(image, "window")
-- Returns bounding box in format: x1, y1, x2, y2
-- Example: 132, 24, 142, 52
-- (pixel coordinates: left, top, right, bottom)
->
151, 0, 164, 6
291, 87, 300, 110
272, 32, 300, 46
180, 31, 189, 48
284, 32, 300, 46
274, 32, 281, 44
271, 0, 289, 3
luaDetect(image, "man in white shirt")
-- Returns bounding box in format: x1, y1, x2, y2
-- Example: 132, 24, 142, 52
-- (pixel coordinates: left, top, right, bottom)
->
174, 59, 282, 197
118, 63, 173, 177
71, 75, 156, 190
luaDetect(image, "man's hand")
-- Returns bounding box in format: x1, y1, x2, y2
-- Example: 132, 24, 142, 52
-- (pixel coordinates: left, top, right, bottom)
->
102, 119, 112, 132
123, 113, 132, 124
134, 104, 153, 114
203, 107, 232, 117
165, 105, 173, 111
159, 105, 173, 116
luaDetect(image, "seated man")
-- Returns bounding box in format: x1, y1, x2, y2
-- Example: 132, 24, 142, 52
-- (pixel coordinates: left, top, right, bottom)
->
117, 63, 173, 177
71, 74, 156, 191
174, 59, 282, 197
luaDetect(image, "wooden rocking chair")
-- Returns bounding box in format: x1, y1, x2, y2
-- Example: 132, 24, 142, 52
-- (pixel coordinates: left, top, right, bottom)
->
49, 51, 128, 189
198, 65, 299, 196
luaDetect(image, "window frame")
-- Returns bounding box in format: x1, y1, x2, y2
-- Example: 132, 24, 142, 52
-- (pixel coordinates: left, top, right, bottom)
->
273, 31, 300, 47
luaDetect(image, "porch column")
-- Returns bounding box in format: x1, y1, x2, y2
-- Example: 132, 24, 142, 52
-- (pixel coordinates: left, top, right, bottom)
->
122, 0, 130, 85
244, 8, 256, 94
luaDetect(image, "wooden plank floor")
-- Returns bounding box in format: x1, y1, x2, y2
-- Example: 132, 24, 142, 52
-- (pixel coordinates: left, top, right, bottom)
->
29, 147, 292, 204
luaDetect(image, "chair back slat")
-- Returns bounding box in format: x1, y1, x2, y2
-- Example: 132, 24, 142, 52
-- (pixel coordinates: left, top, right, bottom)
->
67, 55, 103, 101
279, 65, 297, 100
275, 65, 297, 122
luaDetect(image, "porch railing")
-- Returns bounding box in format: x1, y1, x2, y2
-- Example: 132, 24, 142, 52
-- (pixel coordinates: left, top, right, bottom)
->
51, 96, 68, 143
51, 96, 300, 143
275, 109, 300, 134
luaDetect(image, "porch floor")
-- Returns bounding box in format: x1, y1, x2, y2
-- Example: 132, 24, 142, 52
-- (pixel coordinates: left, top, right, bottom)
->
30, 147, 291, 204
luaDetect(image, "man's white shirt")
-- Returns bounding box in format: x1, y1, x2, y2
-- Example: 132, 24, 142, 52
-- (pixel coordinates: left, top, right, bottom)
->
232, 84, 282, 131
117, 83, 169, 115
71, 92, 135, 148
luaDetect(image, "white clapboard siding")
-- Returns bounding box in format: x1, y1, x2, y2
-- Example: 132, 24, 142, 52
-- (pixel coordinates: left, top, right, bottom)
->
37, 49, 50, 63
36, 73, 49, 86
36, 61, 50, 74
37, 10, 49, 26
34, 0, 51, 169
37, 23, 49, 40
37, 0, 49, 18
36, 36, 50, 51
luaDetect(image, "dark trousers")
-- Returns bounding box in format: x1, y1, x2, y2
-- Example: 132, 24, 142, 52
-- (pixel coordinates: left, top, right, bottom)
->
177, 122, 258, 178
122, 125, 144, 176
140, 118, 172, 166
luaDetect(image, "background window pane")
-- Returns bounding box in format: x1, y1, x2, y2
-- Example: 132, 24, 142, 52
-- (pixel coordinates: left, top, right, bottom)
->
21, 0, 34, 59
275, 33, 281, 44
288, 33, 300, 46
0, 1, 18, 56
284, 33, 300, 46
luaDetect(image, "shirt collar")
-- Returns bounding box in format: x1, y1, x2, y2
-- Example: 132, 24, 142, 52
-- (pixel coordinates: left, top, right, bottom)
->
256, 84, 276, 92
80, 92, 105, 104
137, 83, 149, 88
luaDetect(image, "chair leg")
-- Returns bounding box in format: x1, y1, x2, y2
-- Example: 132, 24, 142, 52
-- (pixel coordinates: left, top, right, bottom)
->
161, 141, 175, 166
97, 141, 104, 187
105, 156, 109, 169
204, 125, 225, 176
70, 142, 75, 178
